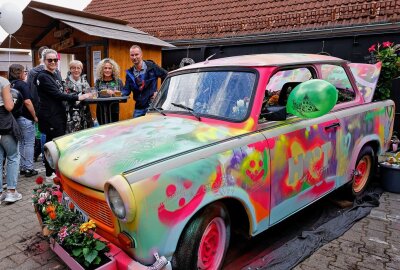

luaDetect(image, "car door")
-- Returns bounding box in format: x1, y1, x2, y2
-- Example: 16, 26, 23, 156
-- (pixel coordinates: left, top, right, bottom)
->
259, 66, 340, 225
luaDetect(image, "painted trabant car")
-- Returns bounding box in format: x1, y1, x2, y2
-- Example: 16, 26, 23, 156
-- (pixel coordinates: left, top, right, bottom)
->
45, 54, 394, 270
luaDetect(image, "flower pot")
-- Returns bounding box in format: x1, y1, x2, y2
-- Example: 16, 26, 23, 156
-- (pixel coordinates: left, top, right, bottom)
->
50, 239, 117, 270
42, 226, 53, 237
34, 205, 43, 227
380, 163, 400, 193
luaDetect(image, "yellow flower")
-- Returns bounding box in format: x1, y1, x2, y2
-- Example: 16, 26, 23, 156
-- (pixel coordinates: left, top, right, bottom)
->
79, 220, 96, 233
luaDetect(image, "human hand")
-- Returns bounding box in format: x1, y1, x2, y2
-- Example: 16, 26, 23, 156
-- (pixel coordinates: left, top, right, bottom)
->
79, 93, 91, 100
107, 89, 114, 95
34, 116, 38, 123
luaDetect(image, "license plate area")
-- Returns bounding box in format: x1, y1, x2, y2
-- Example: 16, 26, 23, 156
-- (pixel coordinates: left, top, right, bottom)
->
61, 192, 89, 222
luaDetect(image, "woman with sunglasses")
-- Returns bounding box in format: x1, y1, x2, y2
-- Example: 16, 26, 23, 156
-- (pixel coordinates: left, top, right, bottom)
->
36, 49, 92, 182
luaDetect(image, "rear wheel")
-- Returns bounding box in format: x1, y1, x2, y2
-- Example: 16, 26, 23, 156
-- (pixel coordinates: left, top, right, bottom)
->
172, 202, 231, 270
352, 146, 376, 196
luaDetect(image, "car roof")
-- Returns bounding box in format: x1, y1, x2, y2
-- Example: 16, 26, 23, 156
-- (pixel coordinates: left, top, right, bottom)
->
173, 53, 346, 72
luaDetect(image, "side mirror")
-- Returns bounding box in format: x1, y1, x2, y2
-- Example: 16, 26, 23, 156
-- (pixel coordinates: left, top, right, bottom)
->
260, 106, 287, 121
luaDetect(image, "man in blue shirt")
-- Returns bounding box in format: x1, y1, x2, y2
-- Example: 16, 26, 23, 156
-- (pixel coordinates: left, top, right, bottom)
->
122, 45, 167, 118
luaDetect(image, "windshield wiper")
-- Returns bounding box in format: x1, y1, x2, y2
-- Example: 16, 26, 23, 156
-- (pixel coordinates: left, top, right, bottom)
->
171, 102, 201, 121
149, 106, 166, 116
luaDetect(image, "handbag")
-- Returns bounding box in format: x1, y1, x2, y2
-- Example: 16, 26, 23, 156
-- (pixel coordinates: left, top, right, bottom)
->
0, 105, 22, 141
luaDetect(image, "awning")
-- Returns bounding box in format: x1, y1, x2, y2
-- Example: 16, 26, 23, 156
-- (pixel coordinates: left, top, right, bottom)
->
1, 1, 174, 49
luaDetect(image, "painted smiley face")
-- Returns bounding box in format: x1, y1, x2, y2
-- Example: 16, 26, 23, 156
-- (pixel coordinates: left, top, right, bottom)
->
241, 152, 266, 186
246, 159, 264, 182
158, 180, 205, 226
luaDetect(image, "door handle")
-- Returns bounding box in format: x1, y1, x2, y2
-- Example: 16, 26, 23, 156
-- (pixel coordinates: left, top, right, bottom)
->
324, 122, 340, 131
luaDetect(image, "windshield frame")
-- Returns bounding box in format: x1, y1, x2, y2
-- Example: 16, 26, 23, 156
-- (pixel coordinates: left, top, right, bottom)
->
153, 66, 259, 123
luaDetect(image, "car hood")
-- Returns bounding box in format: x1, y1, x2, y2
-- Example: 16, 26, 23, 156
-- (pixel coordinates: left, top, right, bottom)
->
54, 115, 245, 190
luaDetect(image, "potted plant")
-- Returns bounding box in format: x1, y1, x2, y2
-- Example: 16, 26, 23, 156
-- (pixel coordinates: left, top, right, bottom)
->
32, 176, 63, 227
368, 41, 400, 100
379, 151, 400, 193
50, 220, 114, 269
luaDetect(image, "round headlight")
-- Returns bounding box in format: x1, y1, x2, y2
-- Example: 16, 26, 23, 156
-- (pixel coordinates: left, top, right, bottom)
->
107, 185, 126, 219
44, 141, 59, 169
105, 175, 136, 223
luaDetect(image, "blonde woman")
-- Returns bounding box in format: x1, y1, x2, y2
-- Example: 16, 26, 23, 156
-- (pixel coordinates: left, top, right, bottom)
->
64, 60, 93, 133
94, 58, 123, 124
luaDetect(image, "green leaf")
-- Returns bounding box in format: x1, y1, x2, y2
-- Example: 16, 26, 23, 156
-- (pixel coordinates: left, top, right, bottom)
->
93, 256, 101, 265
72, 248, 82, 257
95, 241, 106, 251
82, 247, 89, 255
84, 249, 98, 264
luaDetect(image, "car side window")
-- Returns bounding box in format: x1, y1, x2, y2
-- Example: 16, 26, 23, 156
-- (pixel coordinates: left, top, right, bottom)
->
260, 67, 313, 122
320, 64, 355, 103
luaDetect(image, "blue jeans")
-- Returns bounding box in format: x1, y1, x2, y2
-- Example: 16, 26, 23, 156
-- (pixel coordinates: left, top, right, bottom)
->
133, 108, 148, 118
41, 133, 46, 161
17, 117, 35, 170
0, 134, 20, 192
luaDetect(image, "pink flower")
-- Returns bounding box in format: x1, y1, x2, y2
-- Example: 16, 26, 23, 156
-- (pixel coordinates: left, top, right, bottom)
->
382, 41, 393, 48
368, 44, 376, 52
38, 197, 46, 204
58, 226, 69, 243
52, 190, 63, 203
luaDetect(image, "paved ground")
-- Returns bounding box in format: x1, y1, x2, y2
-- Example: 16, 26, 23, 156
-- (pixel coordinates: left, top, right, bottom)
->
0, 160, 399, 270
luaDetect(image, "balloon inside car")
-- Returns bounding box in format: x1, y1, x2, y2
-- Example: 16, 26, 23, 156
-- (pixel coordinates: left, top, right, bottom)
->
287, 79, 338, 119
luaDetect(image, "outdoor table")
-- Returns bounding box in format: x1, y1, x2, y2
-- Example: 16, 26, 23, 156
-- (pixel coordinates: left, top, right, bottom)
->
84, 96, 129, 124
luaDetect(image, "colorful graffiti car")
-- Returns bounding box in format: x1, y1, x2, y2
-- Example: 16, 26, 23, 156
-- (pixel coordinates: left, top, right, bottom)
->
45, 54, 394, 269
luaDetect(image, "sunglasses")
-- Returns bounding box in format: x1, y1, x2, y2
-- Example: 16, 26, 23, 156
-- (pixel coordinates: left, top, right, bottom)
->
46, 58, 59, 63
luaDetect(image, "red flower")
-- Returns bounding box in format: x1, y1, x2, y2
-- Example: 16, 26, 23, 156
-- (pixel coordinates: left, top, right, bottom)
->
382, 41, 393, 48
368, 44, 376, 52
53, 177, 61, 185
35, 176, 44, 185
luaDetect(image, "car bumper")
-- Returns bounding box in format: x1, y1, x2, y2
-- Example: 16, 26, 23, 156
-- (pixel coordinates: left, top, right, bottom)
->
97, 233, 172, 270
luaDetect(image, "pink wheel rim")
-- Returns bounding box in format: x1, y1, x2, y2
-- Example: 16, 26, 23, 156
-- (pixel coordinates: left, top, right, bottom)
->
197, 217, 226, 269
353, 156, 371, 193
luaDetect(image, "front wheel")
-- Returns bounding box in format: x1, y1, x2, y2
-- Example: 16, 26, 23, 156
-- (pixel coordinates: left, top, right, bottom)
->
172, 202, 231, 270
352, 145, 376, 196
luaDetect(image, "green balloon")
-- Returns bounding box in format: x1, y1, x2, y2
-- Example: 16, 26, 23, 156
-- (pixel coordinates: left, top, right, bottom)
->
286, 79, 338, 119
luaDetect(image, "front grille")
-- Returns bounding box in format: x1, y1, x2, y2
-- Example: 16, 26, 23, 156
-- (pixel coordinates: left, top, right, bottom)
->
62, 178, 115, 229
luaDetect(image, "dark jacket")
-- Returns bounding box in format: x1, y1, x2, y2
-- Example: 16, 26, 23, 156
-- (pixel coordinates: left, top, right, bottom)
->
36, 70, 79, 135
10, 79, 34, 121
28, 65, 63, 113
122, 60, 167, 109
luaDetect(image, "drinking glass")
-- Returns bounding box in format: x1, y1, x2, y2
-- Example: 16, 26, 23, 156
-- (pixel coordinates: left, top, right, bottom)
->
90, 87, 98, 99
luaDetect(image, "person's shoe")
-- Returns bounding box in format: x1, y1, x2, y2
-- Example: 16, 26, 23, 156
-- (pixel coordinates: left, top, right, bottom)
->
0, 192, 7, 204
45, 173, 57, 183
23, 169, 39, 177
20, 169, 26, 175
4, 191, 22, 203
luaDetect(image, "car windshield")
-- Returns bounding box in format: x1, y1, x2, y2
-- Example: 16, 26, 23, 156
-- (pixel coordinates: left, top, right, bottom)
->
154, 70, 256, 121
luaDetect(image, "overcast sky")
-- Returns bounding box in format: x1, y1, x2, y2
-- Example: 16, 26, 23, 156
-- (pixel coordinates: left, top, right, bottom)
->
0, 0, 92, 43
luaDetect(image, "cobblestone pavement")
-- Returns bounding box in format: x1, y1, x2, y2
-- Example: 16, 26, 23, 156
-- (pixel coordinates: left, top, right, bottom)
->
294, 191, 400, 270
0, 160, 399, 270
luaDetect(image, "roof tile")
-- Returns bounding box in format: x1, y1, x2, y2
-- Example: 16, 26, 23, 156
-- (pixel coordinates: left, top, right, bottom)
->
84, 0, 398, 42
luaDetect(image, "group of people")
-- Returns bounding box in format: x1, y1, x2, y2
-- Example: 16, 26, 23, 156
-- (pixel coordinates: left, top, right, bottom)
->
0, 44, 167, 204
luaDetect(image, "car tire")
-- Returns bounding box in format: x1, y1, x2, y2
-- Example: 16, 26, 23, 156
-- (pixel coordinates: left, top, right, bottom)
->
172, 202, 231, 270
351, 145, 376, 197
